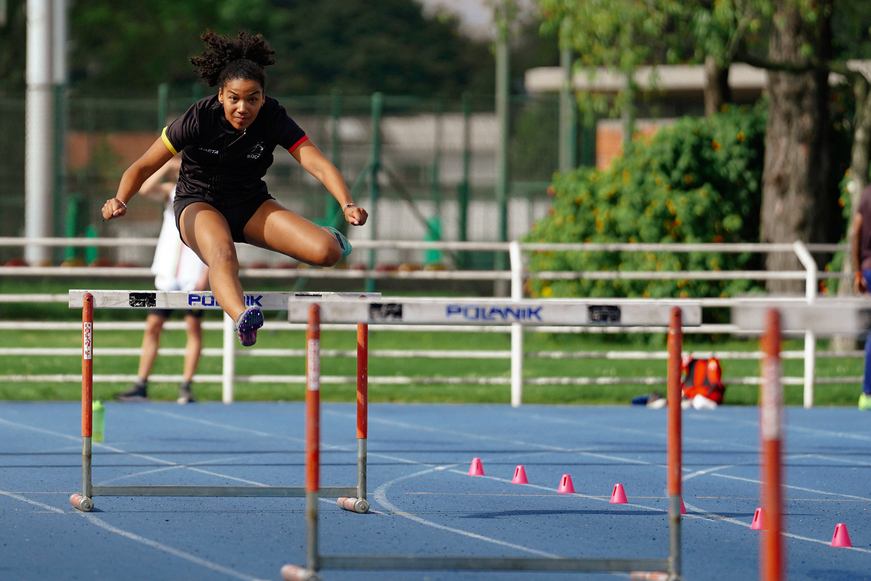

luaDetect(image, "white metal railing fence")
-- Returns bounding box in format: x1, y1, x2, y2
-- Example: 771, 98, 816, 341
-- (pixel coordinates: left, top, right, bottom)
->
0, 239, 860, 408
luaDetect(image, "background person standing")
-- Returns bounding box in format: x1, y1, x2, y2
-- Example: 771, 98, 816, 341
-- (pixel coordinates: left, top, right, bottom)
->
115, 157, 209, 403
851, 183, 871, 411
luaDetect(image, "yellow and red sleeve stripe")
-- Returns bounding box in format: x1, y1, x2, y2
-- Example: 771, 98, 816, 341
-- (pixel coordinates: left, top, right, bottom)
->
161, 127, 179, 156
288, 135, 309, 153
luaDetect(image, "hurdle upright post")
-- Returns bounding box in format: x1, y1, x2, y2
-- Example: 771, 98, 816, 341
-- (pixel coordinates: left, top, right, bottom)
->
70, 293, 95, 512
305, 304, 321, 576
222, 313, 236, 404
760, 309, 784, 581
666, 306, 682, 580
282, 303, 323, 581
356, 323, 369, 509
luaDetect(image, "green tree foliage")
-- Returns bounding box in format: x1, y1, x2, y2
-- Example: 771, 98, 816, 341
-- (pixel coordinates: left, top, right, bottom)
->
64, 0, 494, 97
264, 0, 494, 97
523, 104, 767, 299
69, 0, 272, 93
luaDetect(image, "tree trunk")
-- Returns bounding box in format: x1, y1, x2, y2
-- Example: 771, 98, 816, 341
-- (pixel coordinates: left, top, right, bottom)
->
704, 56, 731, 117
761, 0, 836, 294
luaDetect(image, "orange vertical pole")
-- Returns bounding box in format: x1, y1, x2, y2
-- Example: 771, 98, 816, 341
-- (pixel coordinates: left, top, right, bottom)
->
71, 292, 96, 510
357, 323, 368, 440
304, 303, 321, 572
82, 293, 94, 438
761, 309, 784, 581
666, 306, 682, 578
357, 323, 369, 505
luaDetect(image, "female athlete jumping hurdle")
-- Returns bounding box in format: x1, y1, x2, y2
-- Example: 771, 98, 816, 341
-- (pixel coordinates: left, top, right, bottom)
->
101, 30, 368, 347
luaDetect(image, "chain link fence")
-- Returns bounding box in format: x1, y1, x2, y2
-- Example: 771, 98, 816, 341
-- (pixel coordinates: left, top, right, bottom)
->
0, 87, 593, 268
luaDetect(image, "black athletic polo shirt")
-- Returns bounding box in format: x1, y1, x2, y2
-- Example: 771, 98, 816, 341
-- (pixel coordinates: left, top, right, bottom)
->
161, 94, 308, 207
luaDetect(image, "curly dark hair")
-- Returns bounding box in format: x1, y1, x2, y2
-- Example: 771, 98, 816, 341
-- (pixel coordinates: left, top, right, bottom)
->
190, 30, 275, 89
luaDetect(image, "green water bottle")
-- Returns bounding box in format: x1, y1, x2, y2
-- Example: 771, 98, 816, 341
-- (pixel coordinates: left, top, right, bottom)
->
92, 400, 105, 442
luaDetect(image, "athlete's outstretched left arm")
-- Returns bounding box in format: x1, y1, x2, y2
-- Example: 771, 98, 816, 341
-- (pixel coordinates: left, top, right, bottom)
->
291, 140, 368, 226
103, 138, 175, 220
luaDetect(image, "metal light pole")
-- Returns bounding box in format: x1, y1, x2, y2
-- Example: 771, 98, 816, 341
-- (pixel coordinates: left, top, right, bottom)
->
25, 0, 55, 265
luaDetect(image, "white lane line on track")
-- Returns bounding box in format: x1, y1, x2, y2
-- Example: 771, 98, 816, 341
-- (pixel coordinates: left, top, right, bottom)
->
100, 454, 254, 484
372, 465, 560, 558
708, 472, 871, 503
0, 416, 290, 579
444, 468, 667, 513
79, 513, 272, 581
154, 409, 871, 558
0, 490, 271, 580
0, 417, 81, 443
677, 499, 871, 554
0, 489, 67, 514
142, 409, 290, 439
0, 416, 276, 486
327, 410, 871, 553
680, 412, 871, 444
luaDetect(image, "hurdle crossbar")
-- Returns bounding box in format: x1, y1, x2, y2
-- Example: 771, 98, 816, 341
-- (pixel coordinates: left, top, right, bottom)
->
69, 290, 376, 515
732, 298, 871, 335
731, 302, 860, 580
287, 296, 702, 327
282, 301, 686, 581
69, 289, 379, 310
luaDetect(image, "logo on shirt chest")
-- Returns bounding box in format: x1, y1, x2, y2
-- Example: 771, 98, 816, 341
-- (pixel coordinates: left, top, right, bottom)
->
247, 141, 265, 159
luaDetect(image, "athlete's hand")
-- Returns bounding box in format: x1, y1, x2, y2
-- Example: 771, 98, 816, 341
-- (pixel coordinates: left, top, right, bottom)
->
855, 272, 867, 294
102, 198, 128, 221
344, 205, 368, 226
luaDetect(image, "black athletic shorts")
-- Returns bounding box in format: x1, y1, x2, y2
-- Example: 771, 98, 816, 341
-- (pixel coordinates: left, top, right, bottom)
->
149, 308, 204, 319
174, 191, 274, 244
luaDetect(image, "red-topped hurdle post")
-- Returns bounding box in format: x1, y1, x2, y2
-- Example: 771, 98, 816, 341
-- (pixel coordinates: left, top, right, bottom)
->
67, 290, 374, 513
760, 309, 784, 581
667, 306, 682, 579
283, 297, 700, 580
338, 323, 370, 513
730, 298, 871, 581
304, 303, 321, 577
70, 293, 95, 511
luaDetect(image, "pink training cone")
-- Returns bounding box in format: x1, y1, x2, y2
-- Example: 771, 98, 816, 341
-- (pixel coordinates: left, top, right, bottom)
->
610, 483, 628, 504
468, 457, 485, 476
557, 474, 575, 493
511, 465, 528, 484
831, 523, 853, 547
750, 507, 764, 530
668, 496, 687, 514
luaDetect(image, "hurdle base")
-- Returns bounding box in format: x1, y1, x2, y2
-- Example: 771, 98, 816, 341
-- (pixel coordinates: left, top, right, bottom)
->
291, 555, 670, 573
337, 497, 369, 514
69, 493, 94, 512
629, 572, 672, 581
89, 485, 357, 498
280, 564, 321, 581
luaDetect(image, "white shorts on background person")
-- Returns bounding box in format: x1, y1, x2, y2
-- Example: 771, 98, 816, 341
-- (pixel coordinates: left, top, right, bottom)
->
152, 188, 207, 293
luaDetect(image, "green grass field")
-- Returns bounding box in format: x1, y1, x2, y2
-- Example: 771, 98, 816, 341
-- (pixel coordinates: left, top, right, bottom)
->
0, 279, 865, 406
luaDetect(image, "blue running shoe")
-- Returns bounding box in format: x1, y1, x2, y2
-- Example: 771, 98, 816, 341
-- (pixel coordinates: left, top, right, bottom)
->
235, 306, 263, 347
326, 226, 352, 258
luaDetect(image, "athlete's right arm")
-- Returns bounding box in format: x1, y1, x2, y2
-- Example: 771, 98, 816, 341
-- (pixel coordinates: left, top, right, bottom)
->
102, 138, 175, 221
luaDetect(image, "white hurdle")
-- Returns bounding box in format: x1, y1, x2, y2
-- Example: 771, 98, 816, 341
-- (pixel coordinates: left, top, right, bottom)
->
68, 289, 381, 403
732, 298, 871, 581
68, 290, 378, 514
282, 297, 701, 581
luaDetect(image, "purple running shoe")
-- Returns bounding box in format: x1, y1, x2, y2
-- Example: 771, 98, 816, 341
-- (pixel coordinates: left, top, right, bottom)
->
235, 306, 264, 347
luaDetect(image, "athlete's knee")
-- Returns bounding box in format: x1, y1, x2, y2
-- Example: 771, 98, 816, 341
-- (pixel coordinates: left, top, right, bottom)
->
311, 243, 342, 267
207, 240, 239, 270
